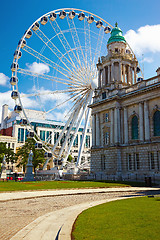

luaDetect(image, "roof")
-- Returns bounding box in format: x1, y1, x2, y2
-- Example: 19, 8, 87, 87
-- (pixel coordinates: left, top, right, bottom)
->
107, 23, 126, 44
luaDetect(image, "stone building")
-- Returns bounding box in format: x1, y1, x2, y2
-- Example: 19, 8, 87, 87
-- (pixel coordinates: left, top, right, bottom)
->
89, 24, 160, 182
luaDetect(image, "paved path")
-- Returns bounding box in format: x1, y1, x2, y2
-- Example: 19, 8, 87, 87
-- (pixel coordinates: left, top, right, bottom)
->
0, 187, 157, 201
0, 187, 159, 240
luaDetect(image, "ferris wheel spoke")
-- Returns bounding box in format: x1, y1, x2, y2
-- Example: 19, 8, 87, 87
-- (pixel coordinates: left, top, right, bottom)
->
20, 89, 73, 98
23, 45, 76, 78
49, 19, 81, 70
34, 28, 76, 71
92, 27, 104, 78
84, 19, 92, 72
66, 17, 86, 69
18, 68, 85, 87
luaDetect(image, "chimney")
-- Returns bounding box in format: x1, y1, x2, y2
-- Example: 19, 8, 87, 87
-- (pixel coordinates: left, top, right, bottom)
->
1, 104, 8, 129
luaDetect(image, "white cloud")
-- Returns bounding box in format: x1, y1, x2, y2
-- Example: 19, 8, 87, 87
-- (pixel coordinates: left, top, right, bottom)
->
141, 57, 154, 63
0, 73, 9, 86
0, 91, 39, 121
26, 62, 50, 74
124, 24, 160, 56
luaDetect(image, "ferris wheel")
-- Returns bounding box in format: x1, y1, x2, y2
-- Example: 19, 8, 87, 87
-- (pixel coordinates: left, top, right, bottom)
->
10, 8, 115, 170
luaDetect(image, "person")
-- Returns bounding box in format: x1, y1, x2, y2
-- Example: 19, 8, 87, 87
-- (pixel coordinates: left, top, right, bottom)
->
28, 150, 33, 165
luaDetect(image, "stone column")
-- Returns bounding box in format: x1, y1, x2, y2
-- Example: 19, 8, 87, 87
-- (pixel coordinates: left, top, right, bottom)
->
111, 62, 114, 82
122, 64, 125, 83
134, 67, 137, 84
92, 114, 96, 146
124, 107, 128, 144
130, 67, 133, 85
102, 68, 106, 86
139, 102, 144, 141
119, 61, 122, 82
144, 101, 150, 141
114, 107, 120, 144
108, 65, 110, 84
110, 109, 114, 145
127, 65, 131, 84
96, 113, 100, 146
98, 70, 101, 88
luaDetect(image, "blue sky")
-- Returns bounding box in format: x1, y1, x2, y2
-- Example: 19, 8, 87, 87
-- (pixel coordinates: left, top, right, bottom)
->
0, 0, 160, 120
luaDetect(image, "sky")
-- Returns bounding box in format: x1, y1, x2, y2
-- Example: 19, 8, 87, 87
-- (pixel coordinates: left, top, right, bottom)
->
0, 0, 160, 122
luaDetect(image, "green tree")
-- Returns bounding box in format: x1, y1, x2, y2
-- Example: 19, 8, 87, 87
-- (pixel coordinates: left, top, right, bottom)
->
16, 139, 45, 172
0, 142, 16, 164
67, 154, 73, 162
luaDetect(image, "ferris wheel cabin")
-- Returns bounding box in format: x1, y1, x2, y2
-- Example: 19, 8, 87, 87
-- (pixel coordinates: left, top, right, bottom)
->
18, 39, 26, 48
20, 119, 28, 125
49, 12, 57, 21
59, 10, 66, 19
87, 16, 94, 24
14, 50, 22, 59
35, 142, 43, 149
11, 91, 18, 100
26, 131, 34, 138
11, 63, 19, 72
25, 30, 32, 39
14, 105, 22, 113
78, 12, 85, 21
32, 22, 40, 31
44, 152, 52, 158
104, 26, 111, 34
69, 11, 76, 19
40, 16, 48, 25
96, 20, 103, 28
10, 76, 18, 86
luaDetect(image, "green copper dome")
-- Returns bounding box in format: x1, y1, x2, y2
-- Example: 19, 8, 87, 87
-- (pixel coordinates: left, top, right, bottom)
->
107, 23, 126, 44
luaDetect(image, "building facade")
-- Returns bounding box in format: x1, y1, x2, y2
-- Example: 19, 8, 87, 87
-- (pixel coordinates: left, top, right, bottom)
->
90, 25, 160, 182
0, 105, 92, 170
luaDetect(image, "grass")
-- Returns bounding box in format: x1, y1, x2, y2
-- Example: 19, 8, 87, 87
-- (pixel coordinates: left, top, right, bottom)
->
0, 180, 132, 192
72, 197, 160, 240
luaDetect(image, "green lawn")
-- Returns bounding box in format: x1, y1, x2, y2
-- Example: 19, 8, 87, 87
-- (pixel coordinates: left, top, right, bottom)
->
72, 197, 160, 240
0, 180, 131, 192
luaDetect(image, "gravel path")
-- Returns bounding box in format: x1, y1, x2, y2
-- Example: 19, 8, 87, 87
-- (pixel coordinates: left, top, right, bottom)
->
0, 190, 143, 240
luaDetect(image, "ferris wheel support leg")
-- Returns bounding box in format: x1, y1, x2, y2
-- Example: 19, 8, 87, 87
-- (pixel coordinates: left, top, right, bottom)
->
62, 92, 93, 167
43, 157, 52, 170
76, 93, 93, 167
58, 103, 82, 159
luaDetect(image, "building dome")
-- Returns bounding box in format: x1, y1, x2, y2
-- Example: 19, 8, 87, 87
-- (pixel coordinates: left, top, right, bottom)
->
107, 23, 126, 44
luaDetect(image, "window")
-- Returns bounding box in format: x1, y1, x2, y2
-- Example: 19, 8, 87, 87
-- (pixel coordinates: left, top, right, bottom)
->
153, 111, 160, 136
105, 113, 109, 122
150, 152, 155, 169
148, 152, 155, 170
102, 92, 106, 99
86, 135, 90, 148
105, 132, 109, 145
131, 116, 138, 139
135, 153, 140, 170
18, 128, 24, 143
73, 135, 78, 147
101, 155, 105, 170
128, 154, 132, 170
40, 130, 45, 141
115, 48, 118, 53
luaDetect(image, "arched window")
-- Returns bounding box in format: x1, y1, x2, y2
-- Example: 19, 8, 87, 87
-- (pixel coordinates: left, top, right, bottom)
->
153, 111, 160, 136
131, 116, 138, 139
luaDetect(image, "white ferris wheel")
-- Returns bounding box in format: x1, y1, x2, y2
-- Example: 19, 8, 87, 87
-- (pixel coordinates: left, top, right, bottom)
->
10, 8, 115, 170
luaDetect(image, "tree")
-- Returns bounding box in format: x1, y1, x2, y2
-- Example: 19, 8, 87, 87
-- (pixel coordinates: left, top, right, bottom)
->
67, 154, 73, 162
16, 139, 45, 172
0, 142, 16, 164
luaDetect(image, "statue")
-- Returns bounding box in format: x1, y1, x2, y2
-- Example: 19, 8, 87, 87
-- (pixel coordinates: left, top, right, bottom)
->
1, 155, 7, 180
27, 150, 33, 165
23, 150, 34, 181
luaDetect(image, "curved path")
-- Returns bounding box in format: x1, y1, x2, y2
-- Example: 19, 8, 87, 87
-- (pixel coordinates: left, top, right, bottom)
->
0, 187, 159, 240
